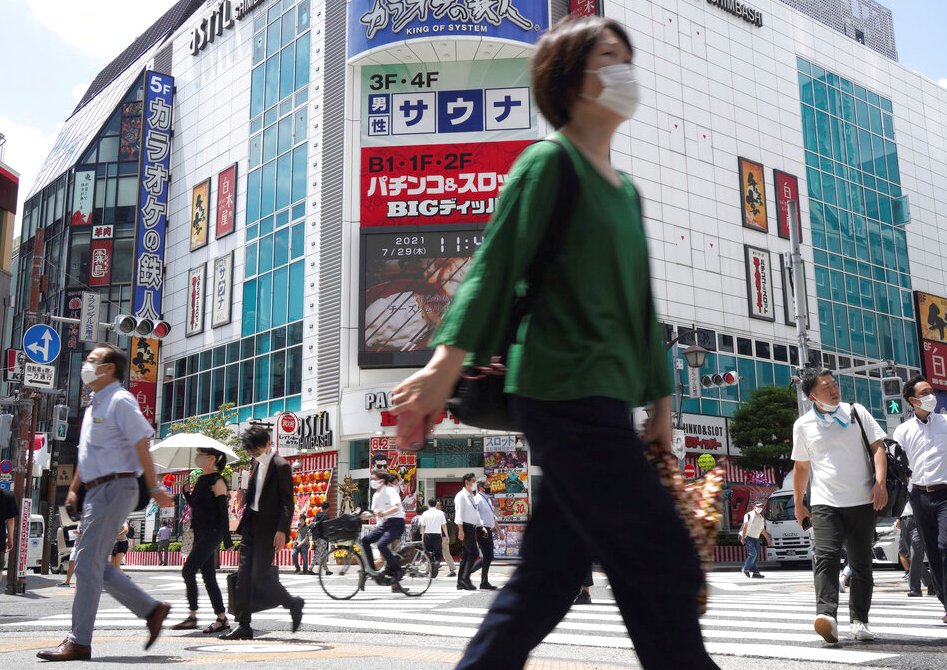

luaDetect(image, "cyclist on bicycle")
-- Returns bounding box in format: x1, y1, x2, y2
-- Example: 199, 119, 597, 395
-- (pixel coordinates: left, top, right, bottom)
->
361, 470, 406, 588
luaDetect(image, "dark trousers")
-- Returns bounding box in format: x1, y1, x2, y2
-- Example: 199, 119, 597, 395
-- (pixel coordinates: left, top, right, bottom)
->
423, 534, 444, 563
182, 530, 225, 614
470, 528, 495, 584
456, 396, 716, 670
361, 518, 405, 574
811, 503, 876, 623
158, 539, 170, 565
235, 517, 294, 626
458, 523, 480, 584
911, 487, 947, 610
902, 516, 931, 592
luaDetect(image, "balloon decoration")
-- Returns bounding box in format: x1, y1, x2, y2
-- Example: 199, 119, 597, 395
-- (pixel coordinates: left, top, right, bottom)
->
162, 473, 175, 487
189, 468, 202, 485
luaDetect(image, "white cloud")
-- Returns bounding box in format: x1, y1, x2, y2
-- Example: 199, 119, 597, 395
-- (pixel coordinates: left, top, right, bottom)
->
27, 0, 179, 62
0, 116, 61, 237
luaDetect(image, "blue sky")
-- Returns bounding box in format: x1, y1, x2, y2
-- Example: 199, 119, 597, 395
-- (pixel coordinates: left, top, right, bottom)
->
0, 0, 944, 236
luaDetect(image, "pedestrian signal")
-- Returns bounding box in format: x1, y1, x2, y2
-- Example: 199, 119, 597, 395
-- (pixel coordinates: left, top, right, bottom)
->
881, 376, 904, 416
701, 371, 740, 387
113, 315, 171, 339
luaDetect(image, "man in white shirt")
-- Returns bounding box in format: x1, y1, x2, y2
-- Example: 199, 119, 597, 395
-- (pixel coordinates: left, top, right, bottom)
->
453, 473, 484, 591
893, 375, 947, 623
792, 368, 888, 644
419, 497, 448, 574
739, 501, 772, 578
469, 479, 504, 590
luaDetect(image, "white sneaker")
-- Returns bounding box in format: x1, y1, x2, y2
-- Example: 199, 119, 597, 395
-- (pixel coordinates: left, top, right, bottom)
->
851, 621, 875, 641
814, 614, 839, 643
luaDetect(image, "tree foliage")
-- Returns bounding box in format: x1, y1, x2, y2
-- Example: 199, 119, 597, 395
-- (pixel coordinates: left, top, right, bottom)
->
169, 402, 248, 466
728, 385, 798, 486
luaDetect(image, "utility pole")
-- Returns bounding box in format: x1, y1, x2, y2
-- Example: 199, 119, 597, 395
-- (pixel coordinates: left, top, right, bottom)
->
788, 200, 811, 417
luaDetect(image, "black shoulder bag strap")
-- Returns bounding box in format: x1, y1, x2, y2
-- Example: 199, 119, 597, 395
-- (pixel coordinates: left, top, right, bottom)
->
850, 404, 879, 485
506, 137, 579, 340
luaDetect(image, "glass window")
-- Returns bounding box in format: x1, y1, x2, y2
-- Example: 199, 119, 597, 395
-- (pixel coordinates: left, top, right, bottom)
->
256, 331, 271, 355
255, 355, 271, 402
242, 336, 256, 359
279, 44, 295, 101
272, 326, 287, 351
213, 346, 226, 368
261, 160, 276, 217
288, 261, 304, 322
265, 55, 279, 109
274, 227, 290, 267
833, 303, 850, 350
291, 222, 304, 259
849, 308, 865, 355
226, 364, 239, 405
212, 368, 225, 411
240, 359, 254, 406
295, 34, 310, 90
292, 144, 307, 203
263, 124, 278, 164
111, 237, 134, 282
258, 273, 273, 332
294, 107, 308, 145
718, 334, 734, 353
863, 312, 879, 360
259, 234, 274, 274
242, 279, 257, 336
251, 64, 265, 118
773, 344, 788, 362
278, 115, 293, 155
737, 337, 752, 356
801, 106, 818, 153
260, 214, 274, 237
298, 2, 311, 30
287, 345, 302, 396
246, 243, 258, 278
266, 20, 280, 57
288, 321, 303, 346
249, 133, 262, 169
281, 10, 296, 45
271, 350, 286, 398
755, 341, 770, 359
247, 168, 261, 224
272, 266, 288, 326
227, 342, 240, 363
276, 152, 292, 211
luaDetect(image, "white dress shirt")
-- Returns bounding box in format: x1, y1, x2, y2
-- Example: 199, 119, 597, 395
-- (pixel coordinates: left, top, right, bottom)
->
454, 487, 484, 526
476, 492, 497, 529
251, 449, 275, 512
893, 413, 947, 487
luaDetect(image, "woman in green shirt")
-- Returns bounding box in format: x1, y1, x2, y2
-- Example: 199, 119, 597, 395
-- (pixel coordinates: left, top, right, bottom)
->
391, 15, 716, 670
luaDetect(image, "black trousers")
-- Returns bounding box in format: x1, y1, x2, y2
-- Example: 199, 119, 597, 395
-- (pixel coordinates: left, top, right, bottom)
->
234, 516, 294, 626
458, 523, 480, 584
810, 503, 876, 623
456, 396, 716, 670
470, 528, 495, 584
911, 487, 947, 610
423, 534, 444, 563
182, 530, 225, 614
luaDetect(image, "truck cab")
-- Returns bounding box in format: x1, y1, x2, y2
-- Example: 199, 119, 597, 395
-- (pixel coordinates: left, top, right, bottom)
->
764, 485, 813, 565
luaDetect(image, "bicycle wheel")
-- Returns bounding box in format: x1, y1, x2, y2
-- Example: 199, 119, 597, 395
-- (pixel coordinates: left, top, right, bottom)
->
319, 546, 362, 600
398, 544, 433, 597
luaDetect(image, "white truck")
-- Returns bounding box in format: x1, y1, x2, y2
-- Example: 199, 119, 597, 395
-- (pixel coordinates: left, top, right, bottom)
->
763, 471, 813, 565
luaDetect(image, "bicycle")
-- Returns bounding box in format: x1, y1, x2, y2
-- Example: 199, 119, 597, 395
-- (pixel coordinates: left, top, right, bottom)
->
314, 514, 434, 600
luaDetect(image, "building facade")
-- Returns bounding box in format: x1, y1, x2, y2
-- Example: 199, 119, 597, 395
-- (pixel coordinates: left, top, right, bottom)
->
12, 0, 947, 538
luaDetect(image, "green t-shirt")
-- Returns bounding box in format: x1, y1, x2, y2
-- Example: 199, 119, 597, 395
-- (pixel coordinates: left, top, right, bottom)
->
431, 133, 672, 406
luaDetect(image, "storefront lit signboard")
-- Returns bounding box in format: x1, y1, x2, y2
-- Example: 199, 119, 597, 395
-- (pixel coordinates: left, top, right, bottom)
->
347, 0, 549, 60
680, 413, 732, 455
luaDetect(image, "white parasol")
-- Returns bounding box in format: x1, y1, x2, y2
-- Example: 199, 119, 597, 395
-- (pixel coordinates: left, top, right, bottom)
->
149, 433, 240, 470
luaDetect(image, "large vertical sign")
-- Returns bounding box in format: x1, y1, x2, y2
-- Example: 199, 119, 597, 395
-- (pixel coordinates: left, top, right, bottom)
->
186, 265, 206, 336
739, 157, 768, 233
571, 1, 603, 16
190, 178, 210, 250
484, 434, 528, 559
347, 0, 549, 60
63, 289, 83, 352
916, 291, 947, 392
215, 163, 237, 239
129, 337, 159, 424
745, 245, 775, 322
211, 252, 234, 328
71, 169, 95, 226
79, 291, 100, 343
89, 224, 114, 287
369, 438, 419, 517
133, 70, 174, 324
774, 170, 801, 241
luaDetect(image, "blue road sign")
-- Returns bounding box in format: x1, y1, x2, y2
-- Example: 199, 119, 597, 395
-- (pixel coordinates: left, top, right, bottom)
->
22, 324, 61, 365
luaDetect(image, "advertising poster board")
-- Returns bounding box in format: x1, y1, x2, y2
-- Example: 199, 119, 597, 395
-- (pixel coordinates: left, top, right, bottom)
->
186, 265, 206, 336
494, 523, 526, 559
915, 290, 947, 344
739, 157, 768, 232
129, 336, 159, 424
922, 339, 947, 392
369, 437, 419, 517
745, 245, 776, 322
211, 252, 234, 328
215, 163, 237, 239
190, 178, 210, 250
774, 169, 801, 241
71, 169, 95, 226
483, 435, 529, 525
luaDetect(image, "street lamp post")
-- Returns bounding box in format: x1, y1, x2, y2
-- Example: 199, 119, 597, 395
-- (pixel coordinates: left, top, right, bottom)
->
667, 326, 708, 470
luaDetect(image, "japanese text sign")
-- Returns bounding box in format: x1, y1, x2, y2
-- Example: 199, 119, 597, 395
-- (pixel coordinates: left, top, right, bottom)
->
216, 163, 237, 239
745, 245, 775, 322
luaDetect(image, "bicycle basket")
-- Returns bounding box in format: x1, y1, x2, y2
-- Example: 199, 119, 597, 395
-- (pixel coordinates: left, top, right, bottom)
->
316, 514, 362, 541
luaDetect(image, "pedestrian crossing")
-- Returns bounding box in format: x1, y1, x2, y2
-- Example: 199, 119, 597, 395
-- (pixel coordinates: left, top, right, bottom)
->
5, 570, 946, 665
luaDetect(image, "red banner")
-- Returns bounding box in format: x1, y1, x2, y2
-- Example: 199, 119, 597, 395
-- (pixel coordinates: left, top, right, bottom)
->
89, 239, 113, 286
216, 163, 237, 239
570, 0, 602, 17
774, 169, 802, 241
922, 339, 947, 391
129, 380, 157, 425
64, 289, 83, 351
360, 140, 531, 227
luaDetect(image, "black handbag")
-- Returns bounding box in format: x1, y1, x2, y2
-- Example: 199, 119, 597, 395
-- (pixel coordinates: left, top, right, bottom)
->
226, 565, 281, 616
447, 138, 579, 431
851, 406, 912, 517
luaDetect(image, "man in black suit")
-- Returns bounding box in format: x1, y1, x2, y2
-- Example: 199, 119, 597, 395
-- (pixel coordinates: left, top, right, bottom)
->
221, 425, 304, 639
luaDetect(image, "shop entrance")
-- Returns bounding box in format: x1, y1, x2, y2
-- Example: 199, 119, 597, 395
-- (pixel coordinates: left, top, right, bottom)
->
435, 481, 463, 520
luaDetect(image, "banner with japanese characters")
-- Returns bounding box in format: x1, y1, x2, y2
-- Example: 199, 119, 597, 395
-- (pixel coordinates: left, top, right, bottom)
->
774, 169, 801, 241
190, 178, 210, 250
71, 169, 95, 226
63, 289, 83, 352
483, 435, 529, 523
359, 228, 483, 367
915, 291, 947, 344
89, 221, 114, 287
922, 339, 947, 392
211, 252, 234, 328
369, 437, 419, 517
129, 337, 159, 425
361, 59, 534, 146
216, 163, 236, 239
361, 140, 531, 227
570, 0, 603, 16
347, 0, 549, 60
186, 265, 205, 336
745, 245, 775, 322
132, 71, 174, 324
739, 157, 768, 233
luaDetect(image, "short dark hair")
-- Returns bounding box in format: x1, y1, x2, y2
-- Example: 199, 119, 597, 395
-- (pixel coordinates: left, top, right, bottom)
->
197, 447, 227, 472
428, 497, 437, 508
240, 425, 271, 450
320, 501, 329, 511
462, 472, 477, 484
801, 367, 834, 396
904, 374, 928, 401
531, 15, 633, 128
96, 343, 127, 381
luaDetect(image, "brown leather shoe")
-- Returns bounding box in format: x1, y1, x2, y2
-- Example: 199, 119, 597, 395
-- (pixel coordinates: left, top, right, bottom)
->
144, 601, 171, 650
36, 638, 92, 661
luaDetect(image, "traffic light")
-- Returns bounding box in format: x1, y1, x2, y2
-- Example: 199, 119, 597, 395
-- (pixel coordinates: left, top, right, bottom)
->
112, 315, 171, 339
51, 404, 69, 441
881, 376, 904, 416
702, 371, 740, 387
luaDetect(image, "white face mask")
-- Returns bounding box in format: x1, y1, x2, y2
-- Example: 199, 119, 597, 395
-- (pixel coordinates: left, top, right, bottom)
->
916, 394, 938, 413
370, 478, 382, 490
817, 401, 839, 413
80, 361, 103, 386
584, 63, 640, 119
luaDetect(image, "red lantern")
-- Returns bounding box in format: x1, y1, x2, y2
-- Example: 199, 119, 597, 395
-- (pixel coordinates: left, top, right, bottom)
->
290, 530, 297, 540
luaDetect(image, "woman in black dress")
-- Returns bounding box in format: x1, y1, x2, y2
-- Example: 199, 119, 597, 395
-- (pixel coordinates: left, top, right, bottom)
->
171, 447, 233, 633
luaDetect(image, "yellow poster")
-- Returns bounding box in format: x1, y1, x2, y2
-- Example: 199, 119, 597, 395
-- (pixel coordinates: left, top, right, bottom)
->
917, 291, 947, 343
739, 157, 768, 232
129, 337, 159, 383
190, 178, 210, 250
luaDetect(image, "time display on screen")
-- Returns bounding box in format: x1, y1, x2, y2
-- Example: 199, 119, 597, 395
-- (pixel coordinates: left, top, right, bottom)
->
371, 231, 485, 258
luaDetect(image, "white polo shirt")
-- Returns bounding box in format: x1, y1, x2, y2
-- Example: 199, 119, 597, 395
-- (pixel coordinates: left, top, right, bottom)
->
742, 510, 766, 539
419, 507, 447, 535
791, 402, 885, 507
892, 413, 947, 487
